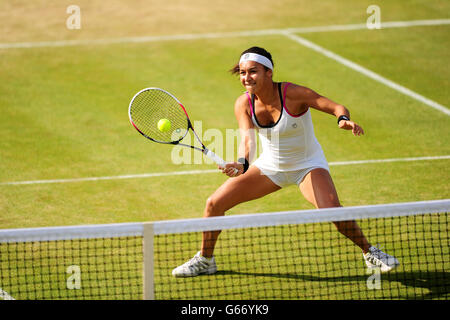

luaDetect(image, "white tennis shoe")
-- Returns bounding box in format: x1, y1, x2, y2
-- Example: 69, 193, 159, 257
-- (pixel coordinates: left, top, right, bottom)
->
363, 245, 400, 273
172, 251, 217, 277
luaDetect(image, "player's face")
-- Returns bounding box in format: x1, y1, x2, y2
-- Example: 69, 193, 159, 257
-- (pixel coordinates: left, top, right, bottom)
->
239, 61, 272, 93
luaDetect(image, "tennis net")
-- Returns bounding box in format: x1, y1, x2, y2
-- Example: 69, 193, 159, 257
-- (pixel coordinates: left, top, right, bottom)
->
0, 200, 448, 300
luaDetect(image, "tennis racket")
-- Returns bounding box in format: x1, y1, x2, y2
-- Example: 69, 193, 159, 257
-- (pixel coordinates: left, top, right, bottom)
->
128, 87, 235, 171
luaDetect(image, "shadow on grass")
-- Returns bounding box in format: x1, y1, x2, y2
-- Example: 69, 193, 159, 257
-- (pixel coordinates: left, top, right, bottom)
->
216, 270, 450, 299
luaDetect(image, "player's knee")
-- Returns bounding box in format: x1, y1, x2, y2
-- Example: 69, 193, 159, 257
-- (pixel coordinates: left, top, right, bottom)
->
326, 192, 341, 207
204, 196, 224, 217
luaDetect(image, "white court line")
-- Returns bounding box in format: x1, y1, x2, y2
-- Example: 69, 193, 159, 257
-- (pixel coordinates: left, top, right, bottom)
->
0, 19, 449, 49
0, 288, 15, 300
0, 169, 218, 186
1, 155, 448, 186
329, 155, 450, 166
282, 32, 450, 116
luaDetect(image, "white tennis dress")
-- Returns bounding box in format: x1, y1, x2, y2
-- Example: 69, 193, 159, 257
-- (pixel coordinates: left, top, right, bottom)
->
247, 82, 329, 187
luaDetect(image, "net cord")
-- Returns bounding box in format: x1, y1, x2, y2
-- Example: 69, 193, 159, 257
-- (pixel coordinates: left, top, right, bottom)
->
0, 199, 448, 243
154, 199, 450, 234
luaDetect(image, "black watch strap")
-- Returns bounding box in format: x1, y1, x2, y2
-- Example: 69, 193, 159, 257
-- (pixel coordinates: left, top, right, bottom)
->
238, 158, 249, 174
338, 115, 350, 124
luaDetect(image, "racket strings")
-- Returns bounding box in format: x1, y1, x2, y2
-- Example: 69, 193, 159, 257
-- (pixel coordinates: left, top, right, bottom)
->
129, 90, 189, 143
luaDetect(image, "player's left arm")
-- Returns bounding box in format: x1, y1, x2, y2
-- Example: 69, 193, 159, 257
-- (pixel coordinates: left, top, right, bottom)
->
294, 85, 364, 136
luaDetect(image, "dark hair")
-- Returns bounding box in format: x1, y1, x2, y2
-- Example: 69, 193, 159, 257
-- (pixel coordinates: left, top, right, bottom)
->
230, 46, 274, 75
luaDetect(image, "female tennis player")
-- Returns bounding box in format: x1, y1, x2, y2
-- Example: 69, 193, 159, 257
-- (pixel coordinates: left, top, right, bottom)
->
172, 47, 399, 277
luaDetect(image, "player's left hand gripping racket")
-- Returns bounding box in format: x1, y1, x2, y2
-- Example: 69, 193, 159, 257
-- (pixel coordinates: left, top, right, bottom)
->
128, 87, 234, 171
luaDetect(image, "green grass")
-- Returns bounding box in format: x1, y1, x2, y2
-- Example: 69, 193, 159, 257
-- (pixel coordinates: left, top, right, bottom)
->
0, 0, 449, 300
0, 35, 449, 228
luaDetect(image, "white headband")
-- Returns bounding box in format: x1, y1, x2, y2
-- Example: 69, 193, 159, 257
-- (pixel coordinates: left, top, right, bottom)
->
239, 53, 273, 70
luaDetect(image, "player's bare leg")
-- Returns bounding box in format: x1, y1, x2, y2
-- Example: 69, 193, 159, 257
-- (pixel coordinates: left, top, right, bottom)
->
299, 168, 371, 253
299, 168, 399, 272
172, 166, 280, 277
201, 166, 281, 257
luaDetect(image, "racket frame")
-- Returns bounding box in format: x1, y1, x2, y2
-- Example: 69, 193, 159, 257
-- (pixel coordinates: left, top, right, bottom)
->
128, 87, 228, 168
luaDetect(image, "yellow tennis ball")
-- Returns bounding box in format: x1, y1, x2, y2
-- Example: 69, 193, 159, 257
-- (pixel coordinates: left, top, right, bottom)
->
157, 118, 171, 132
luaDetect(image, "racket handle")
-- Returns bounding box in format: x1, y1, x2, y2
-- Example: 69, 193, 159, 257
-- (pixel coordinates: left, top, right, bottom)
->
204, 148, 227, 168
204, 149, 239, 175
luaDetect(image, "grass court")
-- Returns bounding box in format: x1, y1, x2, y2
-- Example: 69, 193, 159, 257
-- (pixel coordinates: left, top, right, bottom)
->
0, 0, 449, 300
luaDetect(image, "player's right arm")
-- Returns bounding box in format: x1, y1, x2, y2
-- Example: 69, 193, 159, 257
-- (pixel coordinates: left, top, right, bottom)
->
235, 94, 256, 163
221, 94, 256, 177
